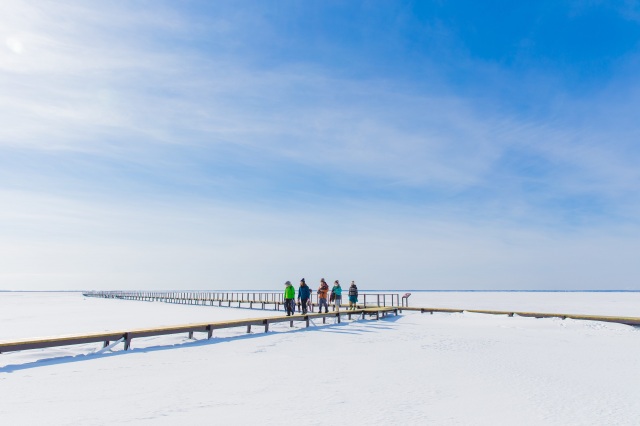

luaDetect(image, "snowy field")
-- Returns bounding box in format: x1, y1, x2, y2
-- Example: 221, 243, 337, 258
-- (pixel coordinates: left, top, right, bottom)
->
1, 291, 640, 425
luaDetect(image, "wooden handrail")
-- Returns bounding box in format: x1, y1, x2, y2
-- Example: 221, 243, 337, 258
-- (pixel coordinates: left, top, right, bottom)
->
0, 307, 398, 355
3, 304, 636, 356
401, 307, 640, 326
83, 291, 402, 309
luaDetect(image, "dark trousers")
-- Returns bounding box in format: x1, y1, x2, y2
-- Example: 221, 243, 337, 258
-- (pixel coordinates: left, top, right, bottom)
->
300, 298, 309, 313
285, 299, 295, 315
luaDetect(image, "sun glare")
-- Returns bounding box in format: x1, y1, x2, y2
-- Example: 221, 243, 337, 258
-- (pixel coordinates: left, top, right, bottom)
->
6, 36, 24, 54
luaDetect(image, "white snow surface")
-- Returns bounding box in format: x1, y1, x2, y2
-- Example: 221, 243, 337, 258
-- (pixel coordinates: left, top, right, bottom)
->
1, 291, 640, 425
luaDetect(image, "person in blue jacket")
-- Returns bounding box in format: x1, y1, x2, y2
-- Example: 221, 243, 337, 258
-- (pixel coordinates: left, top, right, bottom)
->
298, 278, 311, 314
331, 280, 342, 311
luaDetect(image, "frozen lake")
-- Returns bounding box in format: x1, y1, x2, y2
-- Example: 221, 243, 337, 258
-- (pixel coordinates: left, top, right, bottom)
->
1, 291, 639, 425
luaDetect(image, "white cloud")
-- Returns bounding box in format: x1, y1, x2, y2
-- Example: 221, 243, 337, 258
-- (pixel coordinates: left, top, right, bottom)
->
2, 1, 640, 290
0, 0, 503, 189
2, 0, 635, 197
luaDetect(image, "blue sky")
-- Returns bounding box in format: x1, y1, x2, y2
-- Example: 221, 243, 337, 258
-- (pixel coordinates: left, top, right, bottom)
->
2, 0, 640, 290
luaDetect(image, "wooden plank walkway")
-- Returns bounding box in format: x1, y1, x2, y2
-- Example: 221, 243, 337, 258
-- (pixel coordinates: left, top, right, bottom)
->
0, 307, 398, 355
83, 291, 400, 311
4, 302, 637, 357
400, 307, 640, 326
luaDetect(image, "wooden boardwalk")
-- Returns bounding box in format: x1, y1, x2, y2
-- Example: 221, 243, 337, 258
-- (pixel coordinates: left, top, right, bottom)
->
0, 307, 398, 355
3, 295, 639, 357
401, 307, 640, 326
83, 290, 400, 311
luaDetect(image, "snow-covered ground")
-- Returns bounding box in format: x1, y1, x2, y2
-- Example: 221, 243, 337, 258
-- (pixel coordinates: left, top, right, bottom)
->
1, 291, 639, 425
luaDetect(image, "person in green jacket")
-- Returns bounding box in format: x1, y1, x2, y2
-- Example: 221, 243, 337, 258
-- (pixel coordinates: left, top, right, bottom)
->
331, 280, 343, 311
284, 281, 296, 316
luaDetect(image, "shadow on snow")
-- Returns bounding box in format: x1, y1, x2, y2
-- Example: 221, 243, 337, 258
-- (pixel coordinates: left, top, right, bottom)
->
0, 314, 402, 373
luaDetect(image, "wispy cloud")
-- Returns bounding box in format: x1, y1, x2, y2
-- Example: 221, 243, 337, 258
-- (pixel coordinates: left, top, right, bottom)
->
2, 1, 640, 290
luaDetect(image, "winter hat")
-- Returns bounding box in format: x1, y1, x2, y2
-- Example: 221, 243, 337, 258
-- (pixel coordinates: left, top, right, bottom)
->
285, 281, 291, 285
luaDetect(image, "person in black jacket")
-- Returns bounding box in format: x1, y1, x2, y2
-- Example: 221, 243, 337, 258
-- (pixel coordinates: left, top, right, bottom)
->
348, 281, 358, 310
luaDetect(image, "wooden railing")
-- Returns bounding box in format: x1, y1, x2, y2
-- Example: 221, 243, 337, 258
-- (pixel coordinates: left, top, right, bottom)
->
403, 307, 640, 326
0, 307, 398, 355
86, 292, 640, 326
83, 290, 401, 310
3, 304, 639, 357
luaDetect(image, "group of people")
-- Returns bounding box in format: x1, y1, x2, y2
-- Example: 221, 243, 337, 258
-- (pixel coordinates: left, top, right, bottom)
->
283, 278, 360, 316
